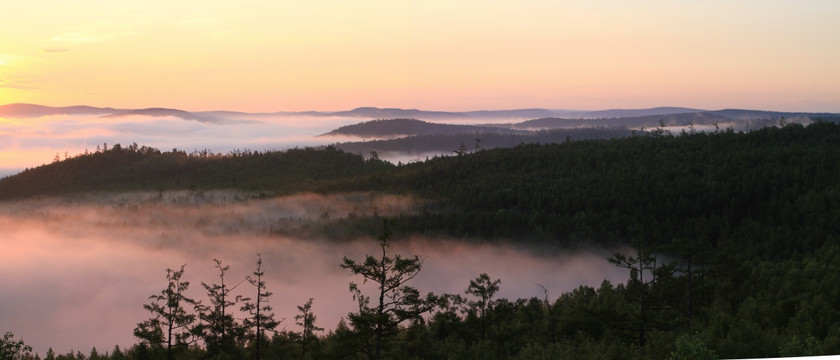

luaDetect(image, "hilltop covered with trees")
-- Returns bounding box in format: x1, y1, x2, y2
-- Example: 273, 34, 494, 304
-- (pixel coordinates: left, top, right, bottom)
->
2, 122, 840, 358
0, 144, 391, 200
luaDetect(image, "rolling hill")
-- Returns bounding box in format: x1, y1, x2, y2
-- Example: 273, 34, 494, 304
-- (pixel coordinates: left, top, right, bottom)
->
0, 103, 119, 117
319, 118, 524, 138
101, 108, 223, 123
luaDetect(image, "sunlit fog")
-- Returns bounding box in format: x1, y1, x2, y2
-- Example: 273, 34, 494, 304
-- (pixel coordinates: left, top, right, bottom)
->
0, 112, 531, 177
0, 191, 627, 354
0, 114, 374, 175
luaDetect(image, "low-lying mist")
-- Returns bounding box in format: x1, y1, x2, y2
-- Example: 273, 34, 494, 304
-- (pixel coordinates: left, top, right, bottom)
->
0, 191, 628, 355
0, 113, 370, 174
0, 113, 531, 175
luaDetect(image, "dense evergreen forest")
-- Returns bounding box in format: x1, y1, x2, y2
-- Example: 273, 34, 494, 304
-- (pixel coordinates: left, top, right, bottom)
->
3, 122, 840, 359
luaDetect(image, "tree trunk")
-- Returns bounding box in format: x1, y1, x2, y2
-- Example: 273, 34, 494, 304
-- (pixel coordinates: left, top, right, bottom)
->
167, 305, 174, 360
375, 241, 387, 360
638, 249, 646, 347
256, 280, 261, 360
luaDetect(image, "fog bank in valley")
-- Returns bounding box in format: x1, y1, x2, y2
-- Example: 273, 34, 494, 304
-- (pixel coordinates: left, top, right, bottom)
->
0, 113, 366, 174
0, 113, 530, 175
0, 191, 628, 355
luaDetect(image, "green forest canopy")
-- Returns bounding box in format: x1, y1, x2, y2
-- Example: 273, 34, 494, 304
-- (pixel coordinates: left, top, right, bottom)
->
2, 121, 840, 358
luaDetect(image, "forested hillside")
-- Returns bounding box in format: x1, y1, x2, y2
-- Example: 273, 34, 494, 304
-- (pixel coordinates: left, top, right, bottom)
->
0, 144, 391, 199
330, 126, 632, 156
2, 122, 840, 358
389, 122, 840, 255
320, 118, 511, 137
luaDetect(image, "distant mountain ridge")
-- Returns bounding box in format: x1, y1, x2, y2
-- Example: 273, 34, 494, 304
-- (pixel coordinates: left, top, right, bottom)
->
3, 103, 838, 124
310, 106, 709, 120
102, 108, 222, 123
327, 107, 467, 119
319, 110, 840, 159
320, 118, 525, 138
552, 107, 704, 119
0, 103, 225, 123
2, 103, 712, 121
0, 103, 119, 117
321, 109, 840, 139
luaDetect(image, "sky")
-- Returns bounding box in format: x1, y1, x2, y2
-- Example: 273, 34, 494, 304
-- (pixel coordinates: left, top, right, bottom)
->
1, 0, 839, 112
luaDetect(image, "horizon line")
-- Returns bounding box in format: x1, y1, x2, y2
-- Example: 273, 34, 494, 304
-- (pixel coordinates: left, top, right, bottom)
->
4, 102, 840, 115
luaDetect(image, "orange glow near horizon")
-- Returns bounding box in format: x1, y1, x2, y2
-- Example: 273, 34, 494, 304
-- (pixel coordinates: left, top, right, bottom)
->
0, 1, 838, 113
0, 148, 61, 170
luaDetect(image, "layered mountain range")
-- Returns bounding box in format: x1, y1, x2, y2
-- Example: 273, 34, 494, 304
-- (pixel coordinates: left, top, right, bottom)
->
3, 103, 838, 162
7, 103, 837, 123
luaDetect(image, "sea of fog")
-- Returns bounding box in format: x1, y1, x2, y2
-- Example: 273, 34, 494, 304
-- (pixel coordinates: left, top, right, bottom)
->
0, 113, 515, 176
0, 114, 361, 176
0, 111, 765, 178
0, 190, 628, 355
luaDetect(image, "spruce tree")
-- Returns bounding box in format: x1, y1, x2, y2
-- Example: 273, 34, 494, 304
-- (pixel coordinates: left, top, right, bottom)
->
341, 220, 440, 360
241, 254, 279, 360
134, 265, 197, 360
195, 259, 248, 357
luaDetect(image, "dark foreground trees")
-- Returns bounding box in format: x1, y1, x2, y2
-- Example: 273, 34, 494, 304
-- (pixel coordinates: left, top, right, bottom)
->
240, 254, 279, 360
195, 259, 249, 357
24, 243, 837, 359
132, 256, 277, 360
134, 265, 197, 360
294, 298, 322, 357
463, 273, 501, 340
1, 332, 31, 360
340, 220, 440, 360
